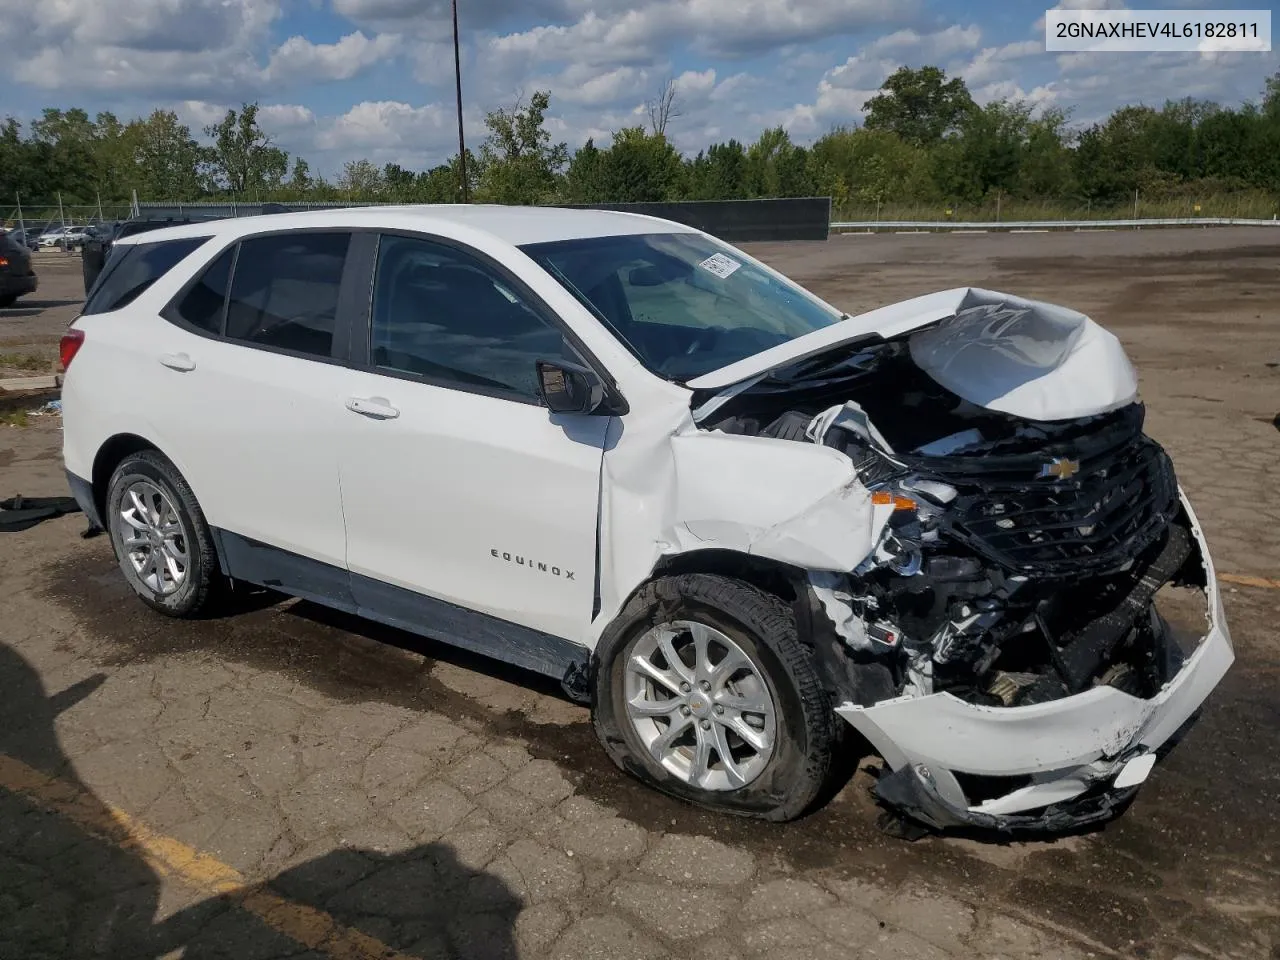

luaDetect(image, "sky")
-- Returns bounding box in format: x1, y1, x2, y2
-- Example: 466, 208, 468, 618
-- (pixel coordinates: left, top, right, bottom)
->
0, 0, 1274, 177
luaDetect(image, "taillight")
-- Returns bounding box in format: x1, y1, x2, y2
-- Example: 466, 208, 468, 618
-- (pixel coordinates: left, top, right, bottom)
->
60, 329, 85, 371
0, 256, 9, 267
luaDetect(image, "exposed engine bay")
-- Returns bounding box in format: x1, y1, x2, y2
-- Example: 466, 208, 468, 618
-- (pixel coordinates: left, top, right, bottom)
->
634, 287, 1234, 832
698, 334, 1197, 714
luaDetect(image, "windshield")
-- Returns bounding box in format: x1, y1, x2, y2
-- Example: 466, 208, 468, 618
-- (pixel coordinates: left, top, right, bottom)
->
521, 232, 842, 381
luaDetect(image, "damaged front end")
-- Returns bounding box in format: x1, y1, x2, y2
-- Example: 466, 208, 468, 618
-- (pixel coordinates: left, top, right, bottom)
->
692, 290, 1234, 834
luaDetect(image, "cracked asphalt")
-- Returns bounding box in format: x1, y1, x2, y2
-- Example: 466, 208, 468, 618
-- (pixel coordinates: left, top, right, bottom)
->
1, 231, 1278, 960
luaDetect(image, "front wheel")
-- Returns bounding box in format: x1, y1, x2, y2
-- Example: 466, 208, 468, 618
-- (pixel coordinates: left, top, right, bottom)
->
591, 573, 835, 821
0, 295, 16, 309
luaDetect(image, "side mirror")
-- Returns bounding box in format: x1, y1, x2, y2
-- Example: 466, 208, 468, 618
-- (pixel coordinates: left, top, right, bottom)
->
536, 359, 606, 415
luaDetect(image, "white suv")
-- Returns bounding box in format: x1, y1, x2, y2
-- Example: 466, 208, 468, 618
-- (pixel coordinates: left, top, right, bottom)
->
60, 206, 1233, 832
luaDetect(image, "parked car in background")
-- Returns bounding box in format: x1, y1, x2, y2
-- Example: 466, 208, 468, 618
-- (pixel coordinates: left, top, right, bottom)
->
3, 228, 42, 252
83, 216, 223, 294
0, 230, 38, 307
59, 206, 1233, 833
38, 227, 71, 247
63, 226, 93, 249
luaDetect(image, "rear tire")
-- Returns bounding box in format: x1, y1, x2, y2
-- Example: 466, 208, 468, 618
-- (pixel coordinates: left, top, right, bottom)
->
591, 573, 834, 821
105, 450, 222, 618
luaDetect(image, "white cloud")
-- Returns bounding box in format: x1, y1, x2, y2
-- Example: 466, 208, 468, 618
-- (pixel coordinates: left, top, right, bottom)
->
675, 68, 717, 99
487, 0, 918, 68
0, 0, 398, 98
1, 0, 282, 95
958, 39, 1043, 88
174, 100, 315, 134
266, 31, 401, 83
315, 100, 456, 154
259, 104, 318, 128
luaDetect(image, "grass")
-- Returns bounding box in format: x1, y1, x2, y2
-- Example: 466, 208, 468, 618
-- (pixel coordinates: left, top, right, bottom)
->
0, 353, 53, 373
835, 191, 1280, 224
0, 410, 30, 428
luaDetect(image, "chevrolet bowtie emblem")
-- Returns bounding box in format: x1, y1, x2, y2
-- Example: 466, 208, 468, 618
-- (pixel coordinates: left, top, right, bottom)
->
1039, 457, 1080, 481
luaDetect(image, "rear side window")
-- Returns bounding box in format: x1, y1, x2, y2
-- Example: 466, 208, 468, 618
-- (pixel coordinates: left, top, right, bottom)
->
83, 237, 210, 315
224, 232, 351, 358
171, 248, 234, 334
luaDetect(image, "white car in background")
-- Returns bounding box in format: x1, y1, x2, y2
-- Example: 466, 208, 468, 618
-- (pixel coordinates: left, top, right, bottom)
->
39, 226, 91, 247
58, 206, 1232, 833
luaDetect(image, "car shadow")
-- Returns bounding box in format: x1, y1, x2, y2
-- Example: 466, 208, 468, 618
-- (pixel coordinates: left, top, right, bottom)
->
287, 598, 578, 704
0, 639, 522, 959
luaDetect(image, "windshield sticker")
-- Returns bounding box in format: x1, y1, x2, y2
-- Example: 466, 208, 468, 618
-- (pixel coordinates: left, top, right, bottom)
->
698, 252, 742, 279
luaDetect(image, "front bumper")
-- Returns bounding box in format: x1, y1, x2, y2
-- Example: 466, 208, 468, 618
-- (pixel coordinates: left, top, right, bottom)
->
836, 492, 1234, 832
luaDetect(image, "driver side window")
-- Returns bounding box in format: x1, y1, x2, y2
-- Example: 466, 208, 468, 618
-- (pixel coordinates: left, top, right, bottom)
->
370, 234, 567, 401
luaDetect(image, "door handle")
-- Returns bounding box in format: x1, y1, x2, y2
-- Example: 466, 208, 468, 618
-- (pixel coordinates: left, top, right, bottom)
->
345, 396, 400, 420
159, 353, 195, 372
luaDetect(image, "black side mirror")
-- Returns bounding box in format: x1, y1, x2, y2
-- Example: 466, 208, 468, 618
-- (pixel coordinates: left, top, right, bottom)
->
536, 360, 606, 415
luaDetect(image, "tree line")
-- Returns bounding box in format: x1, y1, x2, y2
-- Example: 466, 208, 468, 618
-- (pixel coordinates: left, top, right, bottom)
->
4, 67, 1280, 218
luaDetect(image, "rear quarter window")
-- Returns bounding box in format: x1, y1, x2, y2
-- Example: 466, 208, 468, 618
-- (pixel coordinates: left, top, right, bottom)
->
83, 237, 211, 315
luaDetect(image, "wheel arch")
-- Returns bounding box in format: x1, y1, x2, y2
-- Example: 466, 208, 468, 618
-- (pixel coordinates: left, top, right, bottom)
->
601, 548, 869, 708
647, 548, 807, 605
90, 433, 166, 527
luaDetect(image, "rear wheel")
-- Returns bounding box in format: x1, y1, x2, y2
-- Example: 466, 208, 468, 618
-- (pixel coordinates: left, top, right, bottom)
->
592, 573, 834, 821
105, 450, 222, 617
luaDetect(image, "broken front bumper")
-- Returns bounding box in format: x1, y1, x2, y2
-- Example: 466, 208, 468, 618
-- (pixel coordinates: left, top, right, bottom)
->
835, 495, 1234, 832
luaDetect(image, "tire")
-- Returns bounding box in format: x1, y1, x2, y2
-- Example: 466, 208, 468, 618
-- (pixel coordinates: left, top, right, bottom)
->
592, 573, 834, 821
0, 295, 16, 309
105, 450, 222, 618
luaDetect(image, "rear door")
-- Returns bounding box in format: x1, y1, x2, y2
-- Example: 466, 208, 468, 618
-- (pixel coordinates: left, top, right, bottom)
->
150, 230, 362, 596
337, 232, 609, 646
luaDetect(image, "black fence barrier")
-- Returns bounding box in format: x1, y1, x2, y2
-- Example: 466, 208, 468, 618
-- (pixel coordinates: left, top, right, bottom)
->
574, 198, 832, 242
135, 197, 833, 242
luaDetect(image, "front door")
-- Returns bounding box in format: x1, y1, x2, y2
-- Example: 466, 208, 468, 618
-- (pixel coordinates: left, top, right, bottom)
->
338, 233, 608, 646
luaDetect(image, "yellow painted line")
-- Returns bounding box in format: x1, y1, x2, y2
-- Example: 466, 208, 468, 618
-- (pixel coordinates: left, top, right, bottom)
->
1219, 573, 1280, 590
0, 753, 414, 960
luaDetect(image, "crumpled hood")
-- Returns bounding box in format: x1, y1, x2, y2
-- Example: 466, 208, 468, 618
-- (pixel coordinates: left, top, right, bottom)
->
687, 287, 1139, 422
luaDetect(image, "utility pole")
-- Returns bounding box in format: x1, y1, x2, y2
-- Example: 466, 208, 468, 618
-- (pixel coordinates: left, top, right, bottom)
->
15, 193, 25, 237
452, 0, 469, 203
57, 192, 67, 253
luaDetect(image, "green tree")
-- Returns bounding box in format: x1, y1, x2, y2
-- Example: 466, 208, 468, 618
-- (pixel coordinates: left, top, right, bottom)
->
337, 159, 385, 197
811, 127, 931, 204
476, 91, 568, 204
562, 138, 605, 202
204, 103, 289, 196
382, 163, 417, 199
932, 100, 1031, 202
596, 127, 683, 202
1018, 108, 1074, 199
743, 127, 814, 197
125, 110, 206, 200
0, 119, 50, 205
286, 158, 313, 194
685, 140, 749, 200
863, 66, 976, 147
1264, 70, 1280, 122
30, 108, 99, 202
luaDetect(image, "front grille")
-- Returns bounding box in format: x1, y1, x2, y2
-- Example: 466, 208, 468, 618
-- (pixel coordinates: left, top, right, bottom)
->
904, 408, 1179, 578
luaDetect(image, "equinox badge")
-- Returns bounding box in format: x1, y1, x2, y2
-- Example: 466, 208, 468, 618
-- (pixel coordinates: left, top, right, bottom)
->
490, 549, 575, 580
